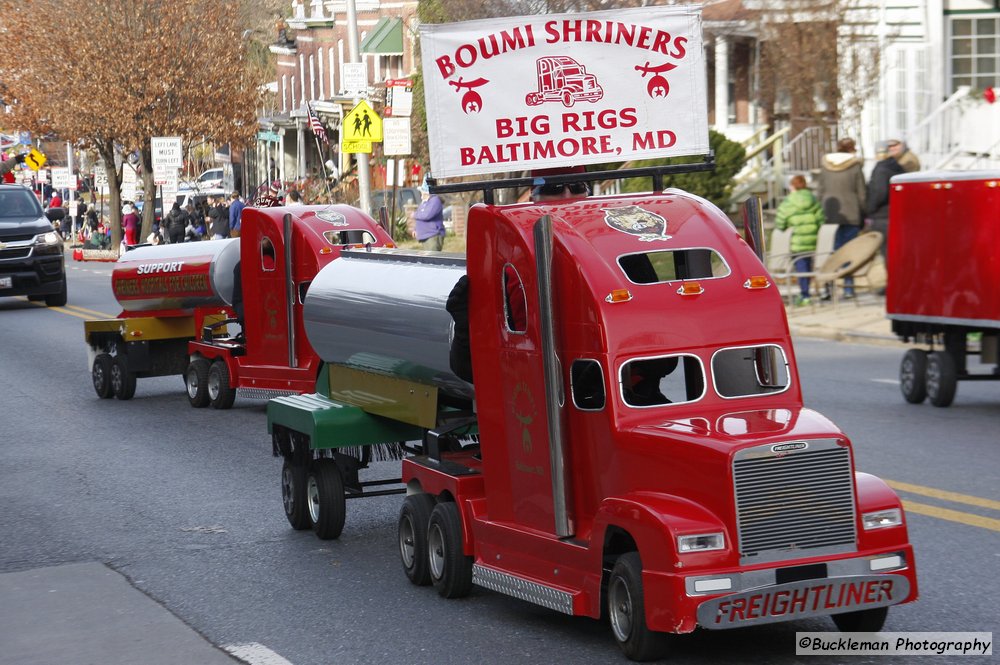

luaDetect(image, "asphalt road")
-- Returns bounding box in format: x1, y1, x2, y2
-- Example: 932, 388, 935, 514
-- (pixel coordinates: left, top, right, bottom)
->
0, 260, 997, 664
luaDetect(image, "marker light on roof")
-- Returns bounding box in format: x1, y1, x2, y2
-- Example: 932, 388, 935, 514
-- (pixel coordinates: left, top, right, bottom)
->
677, 282, 704, 296
605, 289, 633, 303
744, 275, 770, 289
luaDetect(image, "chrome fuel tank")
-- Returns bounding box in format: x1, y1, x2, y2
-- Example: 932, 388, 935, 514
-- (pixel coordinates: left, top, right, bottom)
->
303, 248, 471, 400
111, 239, 241, 312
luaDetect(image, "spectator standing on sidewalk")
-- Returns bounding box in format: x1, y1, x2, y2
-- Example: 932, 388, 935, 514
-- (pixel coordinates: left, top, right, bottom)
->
817, 137, 867, 299
413, 181, 446, 251
887, 139, 920, 173
165, 201, 187, 244
867, 141, 906, 296
121, 204, 140, 246
228, 191, 245, 237
208, 196, 229, 240
775, 174, 825, 306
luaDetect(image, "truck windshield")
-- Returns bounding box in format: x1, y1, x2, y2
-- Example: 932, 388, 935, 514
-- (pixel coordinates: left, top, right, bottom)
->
618, 248, 729, 284
711, 344, 790, 398
620, 354, 704, 407
0, 189, 43, 218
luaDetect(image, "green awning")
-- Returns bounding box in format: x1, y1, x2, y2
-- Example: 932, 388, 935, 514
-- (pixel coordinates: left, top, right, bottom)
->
361, 17, 403, 55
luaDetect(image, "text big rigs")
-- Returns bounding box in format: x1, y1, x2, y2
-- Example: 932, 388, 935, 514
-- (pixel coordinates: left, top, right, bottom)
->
83, 204, 392, 405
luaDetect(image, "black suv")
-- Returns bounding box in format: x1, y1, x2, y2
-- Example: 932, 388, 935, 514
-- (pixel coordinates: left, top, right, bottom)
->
0, 184, 68, 306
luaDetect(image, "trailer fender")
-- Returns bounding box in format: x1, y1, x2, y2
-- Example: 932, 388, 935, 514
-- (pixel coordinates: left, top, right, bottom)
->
266, 392, 423, 450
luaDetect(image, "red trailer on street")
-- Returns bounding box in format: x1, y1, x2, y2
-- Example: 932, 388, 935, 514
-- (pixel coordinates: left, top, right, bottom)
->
84, 205, 393, 405
887, 170, 1000, 406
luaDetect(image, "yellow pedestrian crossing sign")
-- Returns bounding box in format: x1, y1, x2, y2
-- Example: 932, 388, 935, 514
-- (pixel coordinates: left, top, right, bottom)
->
343, 100, 382, 142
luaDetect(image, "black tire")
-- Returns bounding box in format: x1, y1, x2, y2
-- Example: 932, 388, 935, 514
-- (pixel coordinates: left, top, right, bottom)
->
427, 502, 473, 599
208, 361, 237, 410
110, 355, 136, 400
185, 358, 210, 408
607, 552, 669, 662
899, 349, 928, 404
45, 281, 67, 307
281, 459, 310, 530
832, 606, 888, 632
926, 351, 958, 407
399, 494, 436, 586
307, 459, 346, 540
92, 353, 114, 399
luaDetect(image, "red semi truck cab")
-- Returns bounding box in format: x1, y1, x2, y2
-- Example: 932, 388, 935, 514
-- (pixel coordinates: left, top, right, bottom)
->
266, 185, 917, 660
400, 192, 916, 657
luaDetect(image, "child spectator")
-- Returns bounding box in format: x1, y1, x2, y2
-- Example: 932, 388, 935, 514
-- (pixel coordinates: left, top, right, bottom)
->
775, 174, 825, 305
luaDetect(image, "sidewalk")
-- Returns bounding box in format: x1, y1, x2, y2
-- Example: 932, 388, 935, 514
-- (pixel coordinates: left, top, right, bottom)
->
0, 563, 240, 665
784, 292, 903, 346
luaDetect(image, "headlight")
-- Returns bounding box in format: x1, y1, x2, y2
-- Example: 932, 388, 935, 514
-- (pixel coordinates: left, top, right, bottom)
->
862, 508, 903, 530
32, 231, 63, 254
677, 532, 725, 553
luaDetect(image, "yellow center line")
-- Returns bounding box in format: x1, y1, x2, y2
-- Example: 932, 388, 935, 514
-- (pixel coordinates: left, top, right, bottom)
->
64, 304, 115, 318
41, 306, 94, 321
886, 480, 1000, 511
902, 500, 1000, 533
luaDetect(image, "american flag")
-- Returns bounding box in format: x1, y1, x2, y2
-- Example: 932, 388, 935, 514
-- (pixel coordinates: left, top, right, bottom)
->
309, 103, 328, 144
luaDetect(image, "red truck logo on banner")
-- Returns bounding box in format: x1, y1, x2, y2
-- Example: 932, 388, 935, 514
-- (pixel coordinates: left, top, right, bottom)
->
525, 56, 603, 107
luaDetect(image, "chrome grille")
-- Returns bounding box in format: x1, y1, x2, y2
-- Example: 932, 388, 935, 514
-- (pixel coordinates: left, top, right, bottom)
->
733, 441, 857, 563
0, 246, 32, 261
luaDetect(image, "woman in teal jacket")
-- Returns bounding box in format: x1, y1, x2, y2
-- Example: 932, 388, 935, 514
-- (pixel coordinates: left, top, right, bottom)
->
775, 175, 825, 304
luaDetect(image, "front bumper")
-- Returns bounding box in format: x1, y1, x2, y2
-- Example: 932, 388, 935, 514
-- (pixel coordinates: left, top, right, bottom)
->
0, 251, 65, 298
643, 545, 917, 633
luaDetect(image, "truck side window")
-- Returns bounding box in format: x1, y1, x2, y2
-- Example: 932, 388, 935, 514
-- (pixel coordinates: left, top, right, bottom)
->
571, 359, 605, 410
503, 263, 527, 333
711, 345, 790, 398
323, 229, 377, 246
260, 236, 276, 272
621, 354, 704, 407
618, 248, 729, 284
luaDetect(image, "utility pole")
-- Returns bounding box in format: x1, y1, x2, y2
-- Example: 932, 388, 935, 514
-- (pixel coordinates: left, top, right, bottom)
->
346, 0, 372, 215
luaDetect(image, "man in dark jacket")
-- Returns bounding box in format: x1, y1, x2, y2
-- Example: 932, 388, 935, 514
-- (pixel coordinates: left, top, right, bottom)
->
165, 201, 187, 244
208, 196, 229, 239
867, 144, 905, 259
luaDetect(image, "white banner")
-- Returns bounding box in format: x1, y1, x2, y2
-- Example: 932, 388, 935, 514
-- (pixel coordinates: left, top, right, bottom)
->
420, 6, 708, 178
